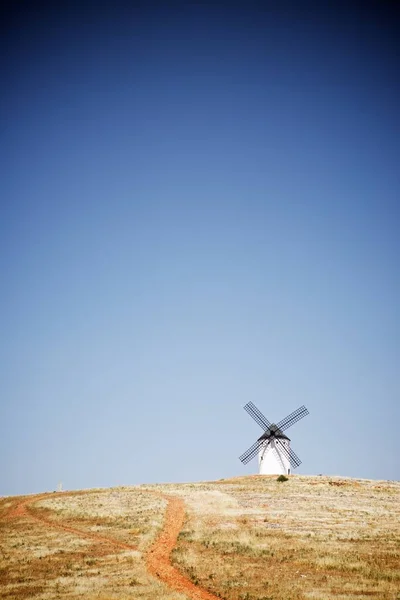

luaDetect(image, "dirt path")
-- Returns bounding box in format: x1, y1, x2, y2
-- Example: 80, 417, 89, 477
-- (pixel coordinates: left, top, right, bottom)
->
6, 491, 220, 600
8, 492, 138, 552
147, 494, 220, 600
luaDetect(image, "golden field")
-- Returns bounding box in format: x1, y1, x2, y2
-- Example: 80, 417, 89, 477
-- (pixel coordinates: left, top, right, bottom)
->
1, 475, 399, 599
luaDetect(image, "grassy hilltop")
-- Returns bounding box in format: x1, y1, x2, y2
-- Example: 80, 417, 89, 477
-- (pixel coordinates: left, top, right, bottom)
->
1, 475, 399, 600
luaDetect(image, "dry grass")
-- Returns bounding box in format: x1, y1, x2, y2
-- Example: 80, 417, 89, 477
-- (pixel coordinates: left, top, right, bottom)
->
0, 488, 185, 600
164, 475, 400, 600
1, 476, 399, 600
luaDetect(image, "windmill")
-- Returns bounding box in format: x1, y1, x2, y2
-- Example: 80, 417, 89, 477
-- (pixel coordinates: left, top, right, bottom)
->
239, 402, 309, 475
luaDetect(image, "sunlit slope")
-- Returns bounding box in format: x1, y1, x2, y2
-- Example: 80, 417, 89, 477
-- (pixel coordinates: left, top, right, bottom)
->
167, 475, 400, 600
1, 475, 399, 600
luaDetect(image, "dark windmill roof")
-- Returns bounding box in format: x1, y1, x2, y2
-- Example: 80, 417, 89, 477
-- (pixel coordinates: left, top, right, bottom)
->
258, 424, 290, 441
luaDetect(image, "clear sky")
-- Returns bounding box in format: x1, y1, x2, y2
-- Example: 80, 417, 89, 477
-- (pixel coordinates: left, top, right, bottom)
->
1, 1, 399, 496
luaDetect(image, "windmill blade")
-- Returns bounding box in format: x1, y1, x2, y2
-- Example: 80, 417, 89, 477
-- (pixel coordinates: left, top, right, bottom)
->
244, 401, 271, 430
239, 439, 264, 464
245, 438, 272, 465
239, 439, 262, 464
288, 447, 302, 468
275, 439, 302, 468
276, 405, 309, 432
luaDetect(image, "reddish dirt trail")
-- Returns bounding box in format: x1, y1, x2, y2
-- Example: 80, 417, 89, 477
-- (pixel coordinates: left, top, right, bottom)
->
5, 491, 220, 600
147, 494, 220, 600
8, 492, 138, 552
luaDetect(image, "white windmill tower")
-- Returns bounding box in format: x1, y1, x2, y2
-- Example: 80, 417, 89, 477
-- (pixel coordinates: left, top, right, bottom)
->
239, 402, 309, 475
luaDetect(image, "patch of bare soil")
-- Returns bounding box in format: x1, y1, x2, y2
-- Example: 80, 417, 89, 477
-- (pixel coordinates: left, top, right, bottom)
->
3, 490, 220, 600
147, 494, 219, 600
8, 492, 138, 552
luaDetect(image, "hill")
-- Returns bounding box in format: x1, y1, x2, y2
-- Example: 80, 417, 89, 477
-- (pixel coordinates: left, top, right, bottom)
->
1, 475, 399, 600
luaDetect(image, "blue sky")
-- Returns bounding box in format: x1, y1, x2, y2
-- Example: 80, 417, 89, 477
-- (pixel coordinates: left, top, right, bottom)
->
1, 2, 399, 496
